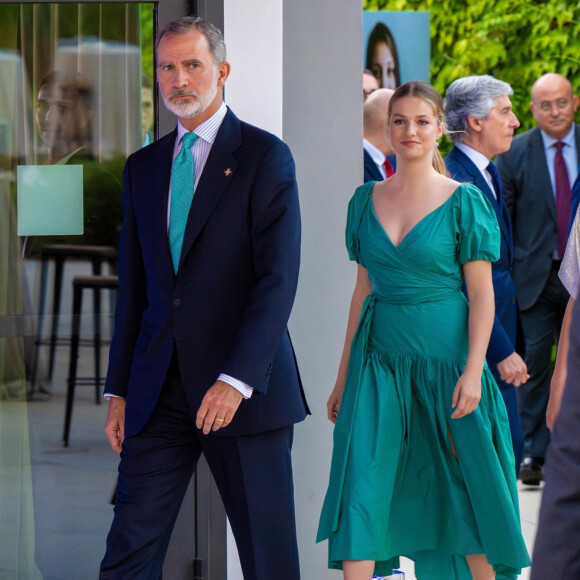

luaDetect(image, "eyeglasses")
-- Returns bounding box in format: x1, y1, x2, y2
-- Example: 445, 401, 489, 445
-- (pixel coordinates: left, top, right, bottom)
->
536, 99, 572, 112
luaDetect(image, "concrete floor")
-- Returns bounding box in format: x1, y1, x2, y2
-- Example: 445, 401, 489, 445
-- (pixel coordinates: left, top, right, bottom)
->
1, 360, 542, 580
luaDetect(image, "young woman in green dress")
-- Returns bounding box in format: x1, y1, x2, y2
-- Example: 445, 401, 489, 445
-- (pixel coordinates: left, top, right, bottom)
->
318, 82, 530, 580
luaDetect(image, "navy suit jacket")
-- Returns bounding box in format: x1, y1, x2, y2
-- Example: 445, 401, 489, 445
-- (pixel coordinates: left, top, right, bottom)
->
363, 148, 396, 183
105, 108, 309, 437
496, 125, 580, 310
445, 146, 525, 382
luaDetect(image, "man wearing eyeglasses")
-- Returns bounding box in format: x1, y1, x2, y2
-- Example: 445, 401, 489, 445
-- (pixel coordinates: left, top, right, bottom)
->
496, 73, 580, 486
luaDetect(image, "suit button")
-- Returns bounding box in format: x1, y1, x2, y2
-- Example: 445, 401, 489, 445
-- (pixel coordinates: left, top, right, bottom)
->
169, 339, 174, 345
510, 298, 516, 305
173, 298, 182, 307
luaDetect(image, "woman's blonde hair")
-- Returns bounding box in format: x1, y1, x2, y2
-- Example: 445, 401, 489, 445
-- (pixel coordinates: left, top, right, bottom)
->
387, 80, 448, 176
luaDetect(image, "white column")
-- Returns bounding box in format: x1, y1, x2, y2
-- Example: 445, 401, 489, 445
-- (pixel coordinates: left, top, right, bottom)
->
224, 0, 362, 577
283, 2, 363, 578
223, 6, 285, 578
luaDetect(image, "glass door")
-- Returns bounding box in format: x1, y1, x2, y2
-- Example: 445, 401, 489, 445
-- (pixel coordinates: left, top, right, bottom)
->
0, 3, 156, 577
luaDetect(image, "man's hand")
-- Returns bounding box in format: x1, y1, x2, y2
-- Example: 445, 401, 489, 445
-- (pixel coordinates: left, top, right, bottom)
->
496, 352, 529, 387
196, 380, 243, 435
105, 397, 126, 453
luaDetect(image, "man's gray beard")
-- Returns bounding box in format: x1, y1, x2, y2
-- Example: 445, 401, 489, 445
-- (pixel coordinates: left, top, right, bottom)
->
162, 82, 218, 119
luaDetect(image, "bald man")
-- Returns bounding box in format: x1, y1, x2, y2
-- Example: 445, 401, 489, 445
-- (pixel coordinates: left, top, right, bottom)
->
496, 73, 580, 485
363, 88, 396, 182
363, 68, 379, 102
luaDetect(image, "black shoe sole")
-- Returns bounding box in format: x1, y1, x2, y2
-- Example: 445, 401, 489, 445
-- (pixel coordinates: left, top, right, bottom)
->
520, 466, 542, 486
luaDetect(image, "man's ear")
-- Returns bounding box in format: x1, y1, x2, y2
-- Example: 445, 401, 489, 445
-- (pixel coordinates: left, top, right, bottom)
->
466, 115, 482, 133
217, 61, 231, 87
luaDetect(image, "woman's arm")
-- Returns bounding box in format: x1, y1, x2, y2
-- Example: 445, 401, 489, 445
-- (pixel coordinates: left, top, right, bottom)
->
547, 297, 575, 431
452, 260, 495, 419
327, 265, 371, 423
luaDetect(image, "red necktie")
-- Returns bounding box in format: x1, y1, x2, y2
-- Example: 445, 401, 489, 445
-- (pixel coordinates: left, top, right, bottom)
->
554, 141, 571, 258
383, 158, 394, 178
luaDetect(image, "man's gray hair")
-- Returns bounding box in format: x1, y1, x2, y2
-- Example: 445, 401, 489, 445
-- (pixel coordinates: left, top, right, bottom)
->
156, 17, 227, 65
444, 75, 513, 143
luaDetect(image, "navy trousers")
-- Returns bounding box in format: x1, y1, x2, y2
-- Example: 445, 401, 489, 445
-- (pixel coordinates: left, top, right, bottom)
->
517, 263, 568, 461
100, 356, 300, 579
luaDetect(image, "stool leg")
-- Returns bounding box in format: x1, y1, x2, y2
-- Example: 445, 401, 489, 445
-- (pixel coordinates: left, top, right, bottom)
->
64, 283, 83, 447
94, 286, 102, 404
91, 259, 103, 404
48, 256, 65, 381
29, 257, 50, 397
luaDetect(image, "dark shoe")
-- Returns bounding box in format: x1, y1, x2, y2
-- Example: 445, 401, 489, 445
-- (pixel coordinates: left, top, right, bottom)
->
520, 457, 542, 485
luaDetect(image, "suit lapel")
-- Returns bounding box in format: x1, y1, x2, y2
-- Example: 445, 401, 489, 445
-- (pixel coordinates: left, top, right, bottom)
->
449, 147, 513, 260
148, 131, 177, 276
178, 109, 241, 270
364, 149, 383, 182
528, 128, 557, 223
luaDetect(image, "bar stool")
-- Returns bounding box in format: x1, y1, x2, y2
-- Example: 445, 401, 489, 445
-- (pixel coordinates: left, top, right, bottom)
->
29, 244, 117, 398
63, 274, 119, 447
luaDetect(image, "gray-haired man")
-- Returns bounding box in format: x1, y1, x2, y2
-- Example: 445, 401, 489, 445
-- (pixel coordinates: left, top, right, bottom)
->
444, 75, 527, 477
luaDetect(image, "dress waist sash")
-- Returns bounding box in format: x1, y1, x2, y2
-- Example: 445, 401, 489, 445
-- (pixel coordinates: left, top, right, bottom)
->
371, 282, 461, 304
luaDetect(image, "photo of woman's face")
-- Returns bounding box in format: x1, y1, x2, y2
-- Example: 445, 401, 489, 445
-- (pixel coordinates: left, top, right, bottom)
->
372, 40, 397, 90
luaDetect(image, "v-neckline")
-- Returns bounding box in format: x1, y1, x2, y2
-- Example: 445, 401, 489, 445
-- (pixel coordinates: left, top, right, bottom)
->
370, 183, 462, 250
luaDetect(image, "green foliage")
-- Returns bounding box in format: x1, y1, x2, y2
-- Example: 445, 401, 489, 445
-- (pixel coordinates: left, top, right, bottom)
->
141, 3, 155, 81
364, 0, 580, 154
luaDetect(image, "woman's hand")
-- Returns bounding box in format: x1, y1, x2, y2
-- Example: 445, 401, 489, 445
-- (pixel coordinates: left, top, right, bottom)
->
327, 383, 345, 424
451, 371, 481, 419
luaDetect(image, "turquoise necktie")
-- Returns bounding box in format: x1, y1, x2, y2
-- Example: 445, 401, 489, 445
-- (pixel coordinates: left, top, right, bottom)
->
169, 131, 199, 272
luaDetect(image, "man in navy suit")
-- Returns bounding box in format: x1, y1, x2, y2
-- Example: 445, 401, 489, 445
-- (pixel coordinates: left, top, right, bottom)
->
496, 73, 580, 485
444, 75, 528, 473
363, 88, 396, 182
100, 17, 308, 579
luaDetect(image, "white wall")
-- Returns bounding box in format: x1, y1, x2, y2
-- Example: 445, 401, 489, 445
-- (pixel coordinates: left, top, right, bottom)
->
225, 0, 362, 577
224, 0, 283, 138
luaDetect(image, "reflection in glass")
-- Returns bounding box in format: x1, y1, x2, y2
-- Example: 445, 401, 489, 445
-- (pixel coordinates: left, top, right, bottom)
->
0, 3, 155, 577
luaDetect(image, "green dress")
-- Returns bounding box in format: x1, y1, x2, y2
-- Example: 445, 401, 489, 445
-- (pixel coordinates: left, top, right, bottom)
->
317, 182, 531, 579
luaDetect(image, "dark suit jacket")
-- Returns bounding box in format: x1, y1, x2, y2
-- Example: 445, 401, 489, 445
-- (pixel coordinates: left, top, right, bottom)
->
445, 146, 525, 380
105, 107, 309, 438
495, 125, 580, 310
531, 301, 580, 579
363, 148, 396, 183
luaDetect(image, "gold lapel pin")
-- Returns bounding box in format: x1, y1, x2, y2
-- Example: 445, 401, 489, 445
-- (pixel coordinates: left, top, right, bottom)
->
224, 168, 232, 176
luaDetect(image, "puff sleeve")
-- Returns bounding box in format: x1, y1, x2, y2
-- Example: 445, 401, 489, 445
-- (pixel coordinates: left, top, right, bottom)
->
345, 182, 374, 265
455, 183, 500, 265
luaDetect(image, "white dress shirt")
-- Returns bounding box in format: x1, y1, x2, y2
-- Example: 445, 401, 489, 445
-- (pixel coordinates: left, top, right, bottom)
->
106, 102, 253, 400
455, 142, 497, 200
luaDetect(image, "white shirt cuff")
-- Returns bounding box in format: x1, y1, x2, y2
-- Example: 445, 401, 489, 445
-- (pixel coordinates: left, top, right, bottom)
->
104, 375, 254, 401
218, 374, 254, 399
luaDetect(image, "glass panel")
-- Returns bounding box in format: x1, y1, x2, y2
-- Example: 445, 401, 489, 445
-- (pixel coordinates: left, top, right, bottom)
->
0, 3, 155, 577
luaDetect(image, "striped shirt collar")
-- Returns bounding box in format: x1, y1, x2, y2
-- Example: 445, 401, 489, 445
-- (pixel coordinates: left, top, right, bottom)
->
175, 101, 228, 149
